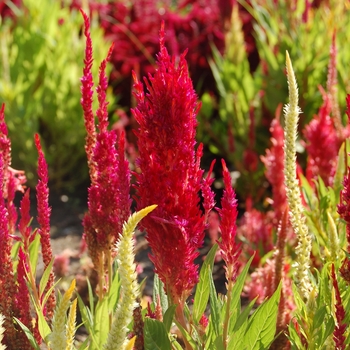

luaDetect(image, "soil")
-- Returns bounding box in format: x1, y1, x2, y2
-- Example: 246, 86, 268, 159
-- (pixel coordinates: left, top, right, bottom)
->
19, 187, 227, 296
16, 186, 228, 347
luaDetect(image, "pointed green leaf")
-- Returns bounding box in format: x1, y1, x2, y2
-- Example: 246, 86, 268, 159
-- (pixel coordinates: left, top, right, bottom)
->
193, 243, 218, 324
153, 273, 168, 314
108, 270, 121, 312
174, 319, 197, 349
94, 298, 109, 346
228, 255, 254, 331
208, 265, 221, 338
14, 317, 41, 350
242, 282, 282, 350
144, 318, 171, 350
39, 258, 54, 297
28, 233, 41, 275
163, 304, 176, 333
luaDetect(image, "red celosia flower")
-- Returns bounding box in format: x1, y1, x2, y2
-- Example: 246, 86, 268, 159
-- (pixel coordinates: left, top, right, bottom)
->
14, 248, 32, 348
34, 133, 55, 319
303, 91, 340, 187
18, 188, 33, 249
81, 10, 131, 271
217, 159, 241, 283
0, 155, 18, 347
80, 9, 97, 182
132, 24, 215, 308
261, 112, 287, 224
331, 264, 347, 349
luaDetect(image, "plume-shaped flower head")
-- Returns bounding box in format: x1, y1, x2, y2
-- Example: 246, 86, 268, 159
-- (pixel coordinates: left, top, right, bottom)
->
217, 159, 241, 283
132, 23, 215, 306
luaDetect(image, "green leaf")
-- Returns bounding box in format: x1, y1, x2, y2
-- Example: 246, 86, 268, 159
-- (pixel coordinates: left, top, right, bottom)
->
14, 317, 41, 350
208, 265, 221, 338
108, 270, 121, 312
312, 305, 327, 330
32, 300, 51, 342
153, 273, 168, 314
193, 243, 218, 324
163, 304, 176, 333
233, 297, 258, 332
174, 319, 197, 349
228, 255, 254, 332
77, 294, 98, 348
39, 258, 54, 297
320, 317, 335, 346
287, 322, 305, 350
94, 298, 109, 346
144, 318, 171, 350
28, 233, 40, 275
242, 282, 282, 350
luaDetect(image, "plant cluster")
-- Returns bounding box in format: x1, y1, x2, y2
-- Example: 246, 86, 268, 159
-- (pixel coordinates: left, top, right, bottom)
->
0, 4, 350, 350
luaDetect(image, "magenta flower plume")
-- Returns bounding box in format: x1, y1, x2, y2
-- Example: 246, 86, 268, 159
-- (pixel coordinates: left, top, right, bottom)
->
0, 104, 26, 233
331, 264, 347, 349
261, 114, 287, 224
80, 9, 97, 182
0, 155, 18, 347
132, 24, 215, 306
14, 248, 32, 348
34, 133, 55, 319
81, 11, 131, 274
217, 159, 241, 283
303, 92, 340, 187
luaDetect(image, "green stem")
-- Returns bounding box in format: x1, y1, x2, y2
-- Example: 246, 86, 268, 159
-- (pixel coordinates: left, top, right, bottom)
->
223, 266, 234, 348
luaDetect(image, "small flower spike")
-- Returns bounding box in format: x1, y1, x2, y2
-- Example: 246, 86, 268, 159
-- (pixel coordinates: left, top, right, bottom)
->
217, 159, 241, 284
34, 134, 55, 319
104, 205, 156, 350
283, 51, 312, 300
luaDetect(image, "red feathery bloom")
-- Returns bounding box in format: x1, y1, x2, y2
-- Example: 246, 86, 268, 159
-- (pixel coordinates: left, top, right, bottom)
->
303, 92, 340, 187
331, 264, 347, 349
81, 10, 131, 269
0, 104, 26, 225
261, 114, 287, 224
217, 159, 241, 283
14, 248, 32, 348
18, 189, 33, 250
132, 24, 215, 306
34, 133, 55, 319
0, 154, 18, 347
80, 9, 97, 182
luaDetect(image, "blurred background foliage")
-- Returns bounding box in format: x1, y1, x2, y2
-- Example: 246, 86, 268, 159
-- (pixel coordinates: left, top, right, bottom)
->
0, 0, 111, 190
0, 0, 349, 202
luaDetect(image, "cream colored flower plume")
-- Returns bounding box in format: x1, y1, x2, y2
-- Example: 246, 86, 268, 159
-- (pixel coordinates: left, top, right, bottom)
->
283, 51, 312, 301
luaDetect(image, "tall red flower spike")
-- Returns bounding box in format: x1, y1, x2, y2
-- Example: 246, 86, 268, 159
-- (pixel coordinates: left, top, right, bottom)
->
261, 109, 287, 225
331, 264, 347, 349
34, 133, 55, 319
133, 23, 215, 309
217, 159, 241, 284
304, 90, 340, 187
14, 248, 33, 348
80, 9, 97, 182
81, 10, 131, 272
0, 155, 18, 347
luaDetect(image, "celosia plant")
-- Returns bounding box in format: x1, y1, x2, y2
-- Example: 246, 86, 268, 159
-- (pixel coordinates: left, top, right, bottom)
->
3, 5, 350, 350
132, 22, 215, 332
